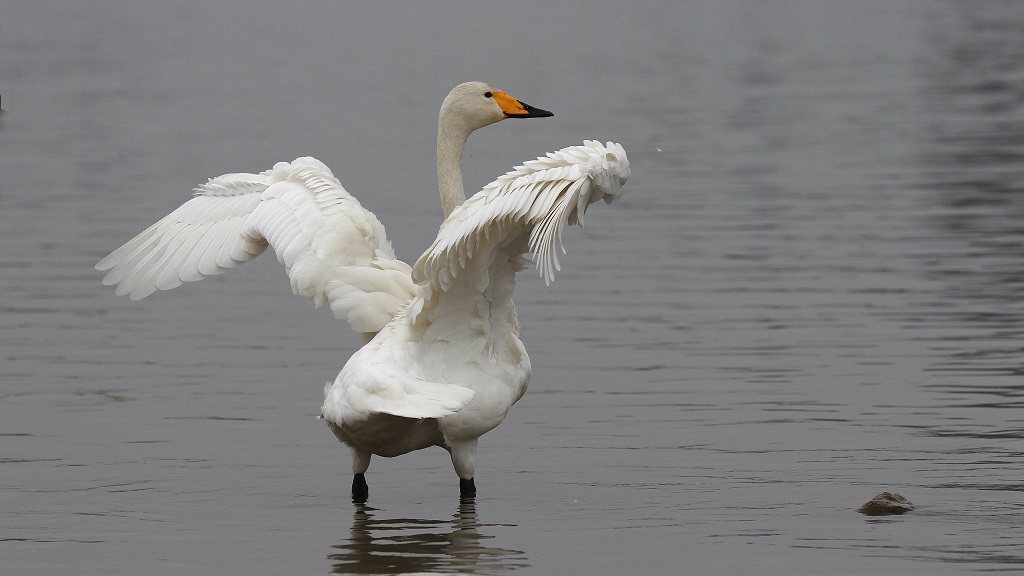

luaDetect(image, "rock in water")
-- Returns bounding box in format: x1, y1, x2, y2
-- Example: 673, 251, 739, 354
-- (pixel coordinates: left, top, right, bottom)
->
858, 492, 914, 516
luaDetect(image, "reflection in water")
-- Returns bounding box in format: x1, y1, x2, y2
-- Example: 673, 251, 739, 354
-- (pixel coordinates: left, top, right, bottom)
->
328, 500, 528, 574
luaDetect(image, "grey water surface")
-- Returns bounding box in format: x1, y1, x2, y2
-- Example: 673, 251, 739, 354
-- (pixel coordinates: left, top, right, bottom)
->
2, 1, 1023, 574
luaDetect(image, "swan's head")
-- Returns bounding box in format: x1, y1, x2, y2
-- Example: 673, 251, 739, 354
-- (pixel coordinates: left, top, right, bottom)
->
440, 82, 553, 132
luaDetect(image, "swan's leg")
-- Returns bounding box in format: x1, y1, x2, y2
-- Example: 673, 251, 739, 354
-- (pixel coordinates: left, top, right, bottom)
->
449, 438, 478, 497
351, 447, 371, 502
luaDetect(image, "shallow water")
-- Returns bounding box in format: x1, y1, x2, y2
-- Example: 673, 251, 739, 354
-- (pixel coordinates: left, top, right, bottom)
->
3, 1, 1024, 574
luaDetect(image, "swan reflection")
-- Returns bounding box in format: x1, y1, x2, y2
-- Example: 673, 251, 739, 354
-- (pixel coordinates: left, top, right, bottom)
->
329, 499, 528, 574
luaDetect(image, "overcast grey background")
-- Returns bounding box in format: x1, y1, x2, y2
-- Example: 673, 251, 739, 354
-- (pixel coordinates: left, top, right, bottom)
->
2, 1, 1023, 574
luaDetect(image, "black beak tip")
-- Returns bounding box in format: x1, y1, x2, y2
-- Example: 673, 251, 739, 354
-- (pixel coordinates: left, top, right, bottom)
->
531, 106, 554, 118
509, 102, 553, 118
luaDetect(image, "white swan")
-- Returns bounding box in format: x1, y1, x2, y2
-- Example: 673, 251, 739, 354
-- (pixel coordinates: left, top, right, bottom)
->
96, 81, 629, 499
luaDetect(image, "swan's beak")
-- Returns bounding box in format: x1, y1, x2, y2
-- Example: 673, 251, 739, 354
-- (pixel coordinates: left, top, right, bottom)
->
494, 91, 553, 118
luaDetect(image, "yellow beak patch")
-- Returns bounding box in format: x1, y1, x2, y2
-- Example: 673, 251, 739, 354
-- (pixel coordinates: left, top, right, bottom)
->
493, 91, 530, 116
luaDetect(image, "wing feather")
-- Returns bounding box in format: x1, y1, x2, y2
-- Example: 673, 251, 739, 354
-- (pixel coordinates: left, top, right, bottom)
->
411, 141, 629, 306
116, 223, 193, 298
97, 157, 414, 334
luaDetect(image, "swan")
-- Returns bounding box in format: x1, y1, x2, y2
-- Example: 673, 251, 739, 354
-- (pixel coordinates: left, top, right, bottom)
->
96, 81, 629, 500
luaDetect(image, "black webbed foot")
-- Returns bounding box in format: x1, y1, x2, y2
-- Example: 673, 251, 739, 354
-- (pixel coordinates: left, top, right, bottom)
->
352, 473, 369, 503
459, 477, 476, 498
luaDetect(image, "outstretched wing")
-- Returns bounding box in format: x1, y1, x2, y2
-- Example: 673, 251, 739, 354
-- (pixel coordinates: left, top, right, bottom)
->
96, 157, 416, 334
411, 140, 629, 301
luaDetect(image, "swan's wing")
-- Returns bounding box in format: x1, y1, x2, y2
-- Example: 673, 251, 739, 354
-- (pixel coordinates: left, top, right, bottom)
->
326, 258, 418, 335
411, 140, 629, 301
96, 171, 273, 298
97, 157, 415, 333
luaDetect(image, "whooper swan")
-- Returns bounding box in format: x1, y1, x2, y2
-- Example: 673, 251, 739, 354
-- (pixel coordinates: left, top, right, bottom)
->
96, 81, 630, 500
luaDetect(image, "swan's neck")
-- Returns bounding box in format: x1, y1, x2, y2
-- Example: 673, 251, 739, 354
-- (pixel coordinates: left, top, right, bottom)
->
436, 107, 474, 218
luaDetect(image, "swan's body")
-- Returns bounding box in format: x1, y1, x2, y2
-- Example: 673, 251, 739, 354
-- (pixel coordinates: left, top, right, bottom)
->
96, 82, 629, 499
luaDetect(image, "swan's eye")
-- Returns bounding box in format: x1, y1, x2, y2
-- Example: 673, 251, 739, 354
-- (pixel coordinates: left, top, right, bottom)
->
484, 92, 493, 98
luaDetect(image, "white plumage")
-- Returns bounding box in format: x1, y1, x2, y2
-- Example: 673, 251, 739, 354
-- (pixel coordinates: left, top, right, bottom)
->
96, 82, 629, 499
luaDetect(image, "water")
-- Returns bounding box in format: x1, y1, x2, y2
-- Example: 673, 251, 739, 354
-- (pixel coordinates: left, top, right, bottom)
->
3, 1, 1023, 574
